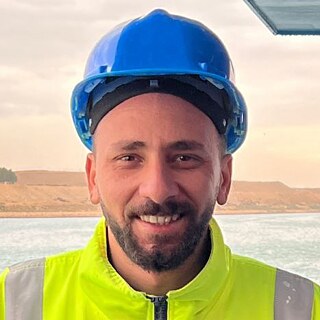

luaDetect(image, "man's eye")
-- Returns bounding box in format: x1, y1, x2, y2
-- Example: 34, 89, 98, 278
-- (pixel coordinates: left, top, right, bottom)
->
113, 154, 143, 169
176, 155, 192, 162
119, 155, 136, 161
171, 154, 203, 169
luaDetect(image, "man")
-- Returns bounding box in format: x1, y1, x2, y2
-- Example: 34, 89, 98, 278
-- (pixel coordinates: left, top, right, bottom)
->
0, 9, 319, 320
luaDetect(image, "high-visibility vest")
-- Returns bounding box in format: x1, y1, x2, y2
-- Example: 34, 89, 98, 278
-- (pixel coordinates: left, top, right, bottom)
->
1, 218, 319, 319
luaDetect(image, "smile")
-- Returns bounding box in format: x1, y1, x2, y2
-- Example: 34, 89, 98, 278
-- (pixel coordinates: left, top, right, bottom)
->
139, 214, 180, 225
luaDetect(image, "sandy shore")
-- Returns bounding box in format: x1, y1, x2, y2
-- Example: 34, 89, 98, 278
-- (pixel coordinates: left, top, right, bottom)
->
1, 174, 319, 217
0, 211, 101, 218
1, 210, 319, 218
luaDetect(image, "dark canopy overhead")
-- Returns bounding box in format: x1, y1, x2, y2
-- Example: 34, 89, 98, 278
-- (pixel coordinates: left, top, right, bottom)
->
244, 0, 320, 35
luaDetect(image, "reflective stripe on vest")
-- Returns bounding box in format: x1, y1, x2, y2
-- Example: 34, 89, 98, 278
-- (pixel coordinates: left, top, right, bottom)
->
275, 268, 314, 320
5, 258, 45, 320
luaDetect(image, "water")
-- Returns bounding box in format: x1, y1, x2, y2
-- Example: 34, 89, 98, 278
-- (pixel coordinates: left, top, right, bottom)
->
215, 213, 320, 284
0, 213, 319, 284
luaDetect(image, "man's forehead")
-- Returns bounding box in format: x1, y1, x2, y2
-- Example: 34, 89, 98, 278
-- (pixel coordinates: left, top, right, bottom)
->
109, 139, 206, 151
91, 93, 222, 157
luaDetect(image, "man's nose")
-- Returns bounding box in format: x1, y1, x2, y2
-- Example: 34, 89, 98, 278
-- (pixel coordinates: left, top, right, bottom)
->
138, 160, 179, 204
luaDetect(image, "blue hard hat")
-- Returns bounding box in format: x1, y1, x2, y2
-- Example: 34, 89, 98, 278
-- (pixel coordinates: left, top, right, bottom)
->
71, 9, 247, 153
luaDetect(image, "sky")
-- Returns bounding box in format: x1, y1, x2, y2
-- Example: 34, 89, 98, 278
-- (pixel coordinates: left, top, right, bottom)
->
0, 0, 319, 188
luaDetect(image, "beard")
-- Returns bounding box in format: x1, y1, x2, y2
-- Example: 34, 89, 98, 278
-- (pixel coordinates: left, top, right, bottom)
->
101, 199, 214, 273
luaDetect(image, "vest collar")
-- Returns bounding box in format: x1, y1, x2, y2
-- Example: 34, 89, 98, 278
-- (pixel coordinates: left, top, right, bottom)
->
79, 217, 231, 312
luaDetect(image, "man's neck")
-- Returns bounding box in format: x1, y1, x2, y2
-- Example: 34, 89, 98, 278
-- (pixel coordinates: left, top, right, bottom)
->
106, 228, 211, 296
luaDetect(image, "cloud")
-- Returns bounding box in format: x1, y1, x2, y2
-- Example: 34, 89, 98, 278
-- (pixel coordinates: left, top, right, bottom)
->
0, 114, 87, 171
0, 0, 252, 69
228, 31, 320, 127
234, 125, 320, 188
0, 64, 80, 117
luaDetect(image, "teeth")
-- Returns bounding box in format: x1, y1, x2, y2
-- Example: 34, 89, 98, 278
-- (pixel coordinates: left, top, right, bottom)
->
140, 215, 180, 225
149, 216, 157, 224
164, 216, 171, 224
140, 215, 150, 223
172, 214, 179, 221
157, 216, 165, 225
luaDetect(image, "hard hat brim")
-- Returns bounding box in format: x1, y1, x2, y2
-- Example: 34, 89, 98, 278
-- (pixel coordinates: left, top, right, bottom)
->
71, 70, 247, 153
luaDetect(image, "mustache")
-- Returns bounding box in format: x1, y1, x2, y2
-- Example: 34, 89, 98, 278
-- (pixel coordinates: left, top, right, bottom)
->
126, 199, 196, 218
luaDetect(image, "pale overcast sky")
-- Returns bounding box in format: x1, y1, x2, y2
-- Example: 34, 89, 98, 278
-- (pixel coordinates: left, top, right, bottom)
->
0, 0, 319, 187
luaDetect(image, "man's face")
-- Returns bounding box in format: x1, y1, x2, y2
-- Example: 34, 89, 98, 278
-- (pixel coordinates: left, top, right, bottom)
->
86, 93, 232, 272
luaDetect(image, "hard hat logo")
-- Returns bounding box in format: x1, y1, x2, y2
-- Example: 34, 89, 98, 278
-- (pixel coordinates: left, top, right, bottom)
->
71, 9, 247, 153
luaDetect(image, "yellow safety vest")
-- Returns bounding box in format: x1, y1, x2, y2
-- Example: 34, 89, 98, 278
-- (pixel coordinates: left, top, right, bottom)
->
1, 218, 319, 319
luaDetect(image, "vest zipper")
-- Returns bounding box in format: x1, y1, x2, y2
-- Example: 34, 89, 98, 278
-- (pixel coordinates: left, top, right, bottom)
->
147, 295, 168, 320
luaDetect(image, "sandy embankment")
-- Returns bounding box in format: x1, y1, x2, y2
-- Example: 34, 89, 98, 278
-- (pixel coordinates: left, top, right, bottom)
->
0, 211, 101, 218
0, 171, 319, 217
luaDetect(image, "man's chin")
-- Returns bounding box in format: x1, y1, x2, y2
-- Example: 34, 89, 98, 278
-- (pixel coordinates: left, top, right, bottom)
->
125, 228, 201, 272
135, 232, 185, 251
105, 200, 214, 272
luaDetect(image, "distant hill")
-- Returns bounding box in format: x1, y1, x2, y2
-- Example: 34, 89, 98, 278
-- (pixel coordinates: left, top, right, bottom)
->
0, 171, 319, 217
217, 181, 320, 214
15, 170, 87, 186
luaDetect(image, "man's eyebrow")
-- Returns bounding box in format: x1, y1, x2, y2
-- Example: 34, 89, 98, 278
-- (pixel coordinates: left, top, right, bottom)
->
167, 140, 205, 151
110, 140, 146, 151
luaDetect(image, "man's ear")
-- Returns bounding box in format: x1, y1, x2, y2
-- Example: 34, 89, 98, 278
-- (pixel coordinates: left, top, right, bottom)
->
86, 153, 100, 205
217, 154, 232, 205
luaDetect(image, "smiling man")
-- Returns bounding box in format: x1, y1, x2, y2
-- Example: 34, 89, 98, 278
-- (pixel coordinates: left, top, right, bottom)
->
86, 92, 232, 297
0, 9, 319, 320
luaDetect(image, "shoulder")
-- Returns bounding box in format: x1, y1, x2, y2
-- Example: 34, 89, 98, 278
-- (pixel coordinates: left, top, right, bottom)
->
231, 253, 318, 288
0, 249, 84, 302
231, 253, 319, 319
231, 253, 317, 289
1, 248, 84, 283
45, 248, 83, 267
231, 253, 276, 279
7, 257, 46, 273
1, 257, 46, 290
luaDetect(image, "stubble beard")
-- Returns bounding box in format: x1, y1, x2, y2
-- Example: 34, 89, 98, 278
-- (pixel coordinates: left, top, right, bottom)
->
101, 199, 214, 273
